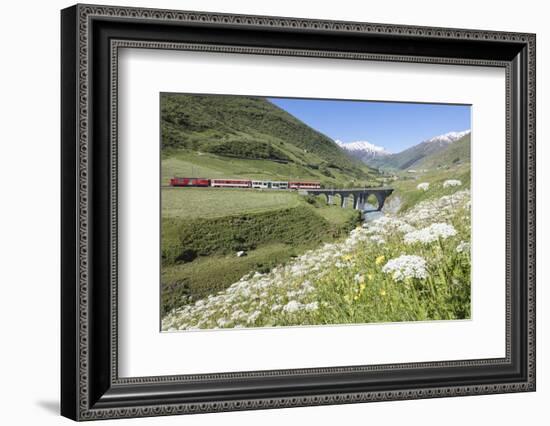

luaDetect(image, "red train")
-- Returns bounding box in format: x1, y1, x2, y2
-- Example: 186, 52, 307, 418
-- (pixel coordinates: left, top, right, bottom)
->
169, 177, 321, 190
169, 177, 210, 187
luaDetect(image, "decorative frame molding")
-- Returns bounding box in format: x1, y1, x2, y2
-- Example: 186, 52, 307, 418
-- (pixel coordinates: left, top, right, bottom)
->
61, 4, 536, 421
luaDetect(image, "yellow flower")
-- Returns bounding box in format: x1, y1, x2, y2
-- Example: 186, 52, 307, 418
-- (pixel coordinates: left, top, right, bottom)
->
375, 255, 385, 265
367, 274, 374, 281
359, 283, 366, 292
342, 254, 353, 262
379, 289, 387, 297
354, 295, 359, 301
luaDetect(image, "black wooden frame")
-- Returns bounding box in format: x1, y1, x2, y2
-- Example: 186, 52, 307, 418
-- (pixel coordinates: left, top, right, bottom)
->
61, 4, 536, 421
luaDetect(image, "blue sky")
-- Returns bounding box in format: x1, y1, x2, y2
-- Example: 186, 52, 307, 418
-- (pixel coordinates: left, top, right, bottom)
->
268, 97, 471, 153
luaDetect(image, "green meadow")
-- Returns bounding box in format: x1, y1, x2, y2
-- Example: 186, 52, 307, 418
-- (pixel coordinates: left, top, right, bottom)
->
162, 187, 301, 219
161, 187, 361, 315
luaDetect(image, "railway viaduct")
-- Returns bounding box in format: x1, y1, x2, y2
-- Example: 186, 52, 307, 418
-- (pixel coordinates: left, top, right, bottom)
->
301, 188, 394, 211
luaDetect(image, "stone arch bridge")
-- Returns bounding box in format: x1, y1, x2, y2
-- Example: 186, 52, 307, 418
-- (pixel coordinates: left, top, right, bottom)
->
301, 188, 394, 211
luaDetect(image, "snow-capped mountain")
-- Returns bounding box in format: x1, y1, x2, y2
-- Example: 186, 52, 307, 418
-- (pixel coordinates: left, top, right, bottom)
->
424, 130, 471, 146
368, 129, 471, 170
335, 130, 471, 169
336, 140, 391, 163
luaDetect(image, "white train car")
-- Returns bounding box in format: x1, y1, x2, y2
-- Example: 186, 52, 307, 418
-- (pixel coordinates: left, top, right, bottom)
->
251, 180, 269, 189
288, 181, 321, 189
271, 181, 289, 190
251, 180, 289, 190
210, 179, 251, 188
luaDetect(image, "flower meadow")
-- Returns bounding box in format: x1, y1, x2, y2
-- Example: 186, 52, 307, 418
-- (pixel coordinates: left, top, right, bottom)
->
162, 188, 471, 331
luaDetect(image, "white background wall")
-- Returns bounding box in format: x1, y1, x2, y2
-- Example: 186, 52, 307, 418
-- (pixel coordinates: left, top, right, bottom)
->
0, 0, 546, 424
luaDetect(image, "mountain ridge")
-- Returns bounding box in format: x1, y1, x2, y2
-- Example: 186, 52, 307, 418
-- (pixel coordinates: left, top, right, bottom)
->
336, 140, 391, 163
353, 130, 471, 170
413, 133, 471, 170
423, 130, 471, 146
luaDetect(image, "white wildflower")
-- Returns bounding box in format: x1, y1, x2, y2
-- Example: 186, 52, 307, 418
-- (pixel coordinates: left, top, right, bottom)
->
370, 235, 386, 245
404, 223, 457, 244
382, 255, 428, 282
398, 223, 415, 234
217, 318, 230, 328
417, 182, 430, 191
282, 300, 303, 313
286, 290, 299, 298
365, 216, 415, 236
270, 304, 281, 312
304, 302, 319, 312
443, 179, 462, 188
456, 241, 471, 254
237, 287, 251, 298
246, 310, 261, 324
290, 264, 308, 276
301, 280, 315, 293
230, 309, 246, 321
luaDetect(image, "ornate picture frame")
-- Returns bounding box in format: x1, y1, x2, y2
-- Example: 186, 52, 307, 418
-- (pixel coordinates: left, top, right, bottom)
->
61, 4, 535, 421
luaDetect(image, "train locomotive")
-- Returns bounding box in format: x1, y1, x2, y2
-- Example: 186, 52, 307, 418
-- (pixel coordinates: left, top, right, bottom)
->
169, 177, 321, 190
169, 177, 210, 187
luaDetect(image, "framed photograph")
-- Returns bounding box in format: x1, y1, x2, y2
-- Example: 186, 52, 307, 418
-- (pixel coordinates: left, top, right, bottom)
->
61, 4, 536, 421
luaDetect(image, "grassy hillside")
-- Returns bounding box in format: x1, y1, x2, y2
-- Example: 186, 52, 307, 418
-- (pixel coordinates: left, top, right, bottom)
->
385, 163, 471, 212
413, 134, 471, 170
161, 191, 361, 315
161, 93, 379, 186
161, 151, 380, 187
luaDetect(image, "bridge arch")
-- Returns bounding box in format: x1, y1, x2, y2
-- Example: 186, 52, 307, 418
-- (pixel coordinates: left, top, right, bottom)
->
327, 192, 342, 208
338, 192, 353, 208
364, 193, 380, 211
323, 193, 335, 205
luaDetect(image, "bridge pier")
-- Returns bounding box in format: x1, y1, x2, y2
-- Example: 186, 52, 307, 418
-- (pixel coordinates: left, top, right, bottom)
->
375, 193, 386, 211
302, 188, 394, 212
354, 194, 365, 211
340, 194, 348, 208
